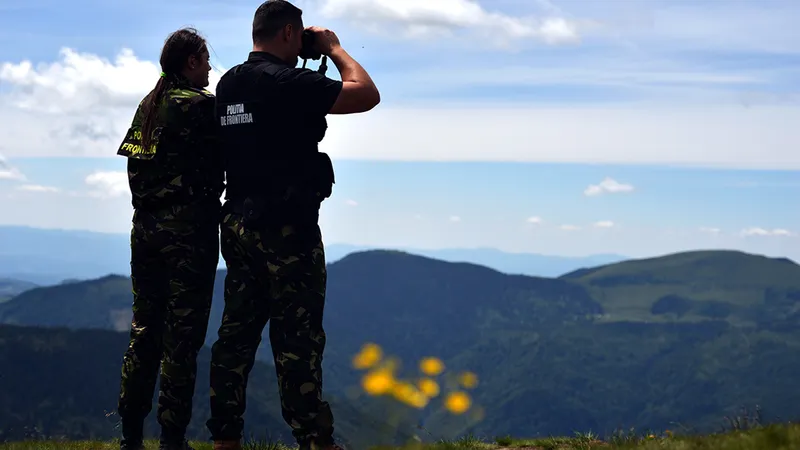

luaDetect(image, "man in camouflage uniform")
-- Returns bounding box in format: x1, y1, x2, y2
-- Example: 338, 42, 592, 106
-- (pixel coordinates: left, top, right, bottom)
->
207, 205, 333, 447
116, 60, 224, 450
205, 2, 379, 450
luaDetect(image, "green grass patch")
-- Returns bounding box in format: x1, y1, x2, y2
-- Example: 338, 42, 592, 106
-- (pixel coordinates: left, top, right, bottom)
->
4, 423, 798, 450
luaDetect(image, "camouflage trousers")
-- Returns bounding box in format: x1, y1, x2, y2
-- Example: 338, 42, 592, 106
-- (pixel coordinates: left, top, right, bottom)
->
206, 211, 334, 446
118, 205, 220, 444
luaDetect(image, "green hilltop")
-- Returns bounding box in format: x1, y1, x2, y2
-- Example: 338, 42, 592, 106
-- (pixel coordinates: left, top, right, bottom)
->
0, 248, 799, 448
560, 249, 800, 326
2, 422, 800, 449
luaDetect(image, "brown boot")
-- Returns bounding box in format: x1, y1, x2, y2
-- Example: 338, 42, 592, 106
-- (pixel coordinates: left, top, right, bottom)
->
213, 440, 242, 450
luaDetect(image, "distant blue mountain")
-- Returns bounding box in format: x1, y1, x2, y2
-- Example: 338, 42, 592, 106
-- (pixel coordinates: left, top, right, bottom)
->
0, 225, 626, 285
323, 244, 626, 278
0, 226, 132, 284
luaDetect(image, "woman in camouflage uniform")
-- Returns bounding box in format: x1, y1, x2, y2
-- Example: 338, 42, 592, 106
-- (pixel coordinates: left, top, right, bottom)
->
115, 27, 224, 450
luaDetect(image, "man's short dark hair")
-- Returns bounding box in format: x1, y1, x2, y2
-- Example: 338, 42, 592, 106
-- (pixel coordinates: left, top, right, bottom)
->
252, 0, 304, 44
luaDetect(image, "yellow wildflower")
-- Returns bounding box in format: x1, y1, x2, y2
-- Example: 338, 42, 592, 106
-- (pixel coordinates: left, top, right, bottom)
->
352, 343, 382, 370
410, 391, 429, 409
419, 357, 445, 376
444, 391, 471, 414
391, 381, 429, 409
458, 371, 478, 389
361, 369, 394, 396
417, 378, 440, 397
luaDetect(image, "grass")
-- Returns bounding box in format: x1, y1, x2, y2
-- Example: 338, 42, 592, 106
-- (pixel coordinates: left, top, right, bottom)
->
2, 423, 799, 450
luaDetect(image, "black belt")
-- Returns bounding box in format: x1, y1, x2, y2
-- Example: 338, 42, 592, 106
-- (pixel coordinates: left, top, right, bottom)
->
134, 200, 221, 224
224, 196, 319, 227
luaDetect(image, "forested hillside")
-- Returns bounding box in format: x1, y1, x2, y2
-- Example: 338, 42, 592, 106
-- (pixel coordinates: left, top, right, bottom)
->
1, 250, 799, 445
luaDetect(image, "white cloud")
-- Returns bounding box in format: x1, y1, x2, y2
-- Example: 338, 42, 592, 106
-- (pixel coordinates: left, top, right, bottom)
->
318, 0, 582, 45
0, 30, 797, 171
400, 65, 770, 92
345, 199, 359, 207
594, 220, 615, 228
320, 106, 800, 169
0, 153, 25, 181
85, 171, 129, 198
449, 215, 461, 222
15, 184, 60, 193
526, 216, 543, 224
699, 227, 721, 235
584, 177, 634, 196
1, 48, 155, 114
740, 227, 794, 237
560, 224, 581, 231
0, 47, 223, 158
0, 168, 25, 181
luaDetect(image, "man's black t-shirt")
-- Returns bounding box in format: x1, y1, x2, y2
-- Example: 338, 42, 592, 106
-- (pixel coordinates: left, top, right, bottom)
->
215, 51, 343, 203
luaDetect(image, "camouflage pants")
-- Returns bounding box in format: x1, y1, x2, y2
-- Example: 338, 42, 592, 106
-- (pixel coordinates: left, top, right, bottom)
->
118, 206, 220, 443
206, 211, 334, 446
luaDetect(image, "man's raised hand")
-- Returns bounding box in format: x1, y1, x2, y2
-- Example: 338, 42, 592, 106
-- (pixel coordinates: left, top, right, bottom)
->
306, 26, 341, 56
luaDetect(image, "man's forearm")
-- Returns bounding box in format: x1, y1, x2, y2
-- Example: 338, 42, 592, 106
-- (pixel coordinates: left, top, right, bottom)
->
328, 46, 376, 88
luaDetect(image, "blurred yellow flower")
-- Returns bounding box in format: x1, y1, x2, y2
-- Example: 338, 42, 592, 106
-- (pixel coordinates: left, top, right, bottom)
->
361, 369, 394, 396
417, 378, 440, 398
352, 343, 382, 370
458, 371, 478, 389
444, 391, 471, 414
405, 391, 429, 409
419, 357, 445, 376
391, 382, 429, 409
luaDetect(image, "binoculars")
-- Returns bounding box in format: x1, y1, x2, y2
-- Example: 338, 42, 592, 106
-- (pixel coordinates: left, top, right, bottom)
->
299, 29, 322, 61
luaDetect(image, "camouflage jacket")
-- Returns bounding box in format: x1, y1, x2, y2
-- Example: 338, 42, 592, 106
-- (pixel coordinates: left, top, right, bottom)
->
117, 75, 224, 217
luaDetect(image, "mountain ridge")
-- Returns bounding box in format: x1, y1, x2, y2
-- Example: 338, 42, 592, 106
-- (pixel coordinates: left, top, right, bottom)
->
0, 225, 627, 283
0, 249, 606, 363
3, 248, 797, 331
560, 249, 800, 282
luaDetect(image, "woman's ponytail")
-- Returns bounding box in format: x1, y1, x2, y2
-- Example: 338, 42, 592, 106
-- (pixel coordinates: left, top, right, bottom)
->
139, 74, 169, 152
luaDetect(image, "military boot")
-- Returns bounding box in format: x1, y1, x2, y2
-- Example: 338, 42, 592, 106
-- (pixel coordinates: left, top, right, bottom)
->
212, 440, 242, 450
119, 418, 145, 450
119, 440, 144, 450
158, 439, 194, 450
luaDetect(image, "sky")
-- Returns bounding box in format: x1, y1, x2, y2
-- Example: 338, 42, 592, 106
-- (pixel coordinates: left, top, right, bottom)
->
0, 0, 798, 260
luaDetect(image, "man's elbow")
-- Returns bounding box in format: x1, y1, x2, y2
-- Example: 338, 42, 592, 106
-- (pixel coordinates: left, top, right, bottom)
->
364, 87, 380, 111
352, 86, 380, 113
330, 83, 381, 114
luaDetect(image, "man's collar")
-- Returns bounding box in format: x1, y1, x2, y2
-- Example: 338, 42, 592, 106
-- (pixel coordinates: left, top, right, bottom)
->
248, 51, 290, 66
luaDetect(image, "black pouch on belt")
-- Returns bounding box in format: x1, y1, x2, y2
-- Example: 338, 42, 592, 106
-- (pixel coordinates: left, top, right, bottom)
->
314, 152, 335, 199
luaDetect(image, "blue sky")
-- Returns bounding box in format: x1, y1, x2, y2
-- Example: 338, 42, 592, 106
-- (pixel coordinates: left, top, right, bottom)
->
0, 0, 798, 260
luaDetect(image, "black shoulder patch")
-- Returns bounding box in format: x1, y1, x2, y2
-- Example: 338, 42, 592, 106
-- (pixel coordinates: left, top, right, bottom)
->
116, 126, 161, 160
